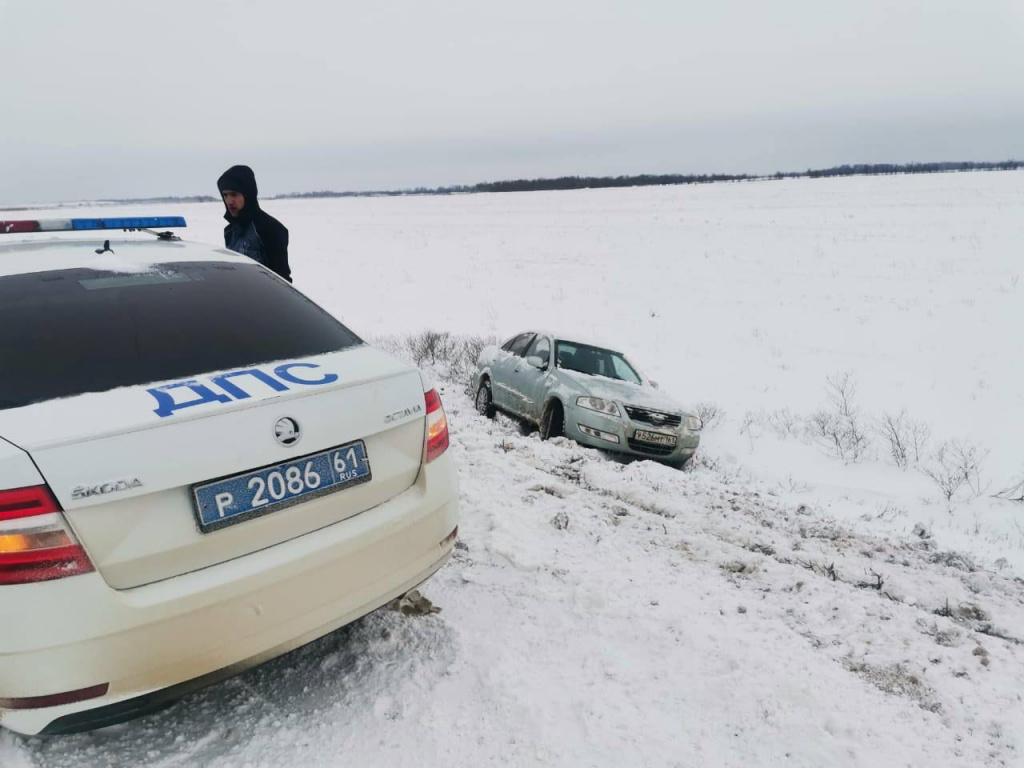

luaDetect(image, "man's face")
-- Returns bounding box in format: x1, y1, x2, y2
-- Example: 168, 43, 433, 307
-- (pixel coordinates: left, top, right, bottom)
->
222, 190, 245, 217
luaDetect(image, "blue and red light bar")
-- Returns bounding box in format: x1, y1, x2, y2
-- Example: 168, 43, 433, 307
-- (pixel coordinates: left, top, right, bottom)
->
0, 216, 187, 235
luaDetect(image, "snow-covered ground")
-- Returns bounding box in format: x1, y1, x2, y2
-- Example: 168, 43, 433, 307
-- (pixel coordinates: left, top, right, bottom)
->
2, 172, 1023, 766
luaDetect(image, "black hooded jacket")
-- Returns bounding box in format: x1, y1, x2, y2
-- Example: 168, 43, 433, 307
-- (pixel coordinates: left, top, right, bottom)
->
217, 165, 291, 282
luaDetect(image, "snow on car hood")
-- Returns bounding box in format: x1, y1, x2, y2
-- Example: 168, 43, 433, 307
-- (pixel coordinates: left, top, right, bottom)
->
557, 369, 689, 414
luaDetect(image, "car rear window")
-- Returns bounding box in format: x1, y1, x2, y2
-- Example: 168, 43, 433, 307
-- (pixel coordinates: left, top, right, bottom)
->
0, 261, 361, 411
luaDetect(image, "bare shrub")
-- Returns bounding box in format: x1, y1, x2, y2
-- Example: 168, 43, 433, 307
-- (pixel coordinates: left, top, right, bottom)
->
876, 410, 930, 469
809, 409, 869, 463
409, 330, 459, 368
921, 439, 989, 502
843, 418, 870, 461
995, 476, 1024, 503
688, 451, 721, 473
809, 409, 838, 442
922, 446, 965, 502
907, 420, 931, 464
371, 331, 498, 389
369, 334, 406, 359
766, 408, 800, 439
776, 474, 811, 493
809, 373, 870, 462
693, 401, 724, 428
826, 371, 858, 420
738, 408, 805, 442
449, 334, 499, 386
738, 410, 760, 436
877, 411, 910, 468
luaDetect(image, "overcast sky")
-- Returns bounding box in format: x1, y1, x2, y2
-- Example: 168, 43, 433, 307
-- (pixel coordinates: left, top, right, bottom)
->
2, 0, 1022, 204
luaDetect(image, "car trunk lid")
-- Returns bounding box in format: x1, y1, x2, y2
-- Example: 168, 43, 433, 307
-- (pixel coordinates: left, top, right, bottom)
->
0, 347, 427, 589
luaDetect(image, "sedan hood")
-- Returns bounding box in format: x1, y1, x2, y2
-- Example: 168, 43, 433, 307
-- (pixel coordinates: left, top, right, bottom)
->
557, 370, 687, 414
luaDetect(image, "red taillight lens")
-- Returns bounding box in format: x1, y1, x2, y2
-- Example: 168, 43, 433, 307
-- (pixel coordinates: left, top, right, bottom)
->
0, 485, 59, 521
0, 485, 94, 585
424, 389, 450, 463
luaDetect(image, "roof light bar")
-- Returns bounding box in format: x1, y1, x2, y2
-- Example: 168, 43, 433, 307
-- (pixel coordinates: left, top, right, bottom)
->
0, 216, 187, 235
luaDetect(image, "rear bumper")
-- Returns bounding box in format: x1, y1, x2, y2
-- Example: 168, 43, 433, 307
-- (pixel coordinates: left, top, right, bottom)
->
0, 455, 459, 736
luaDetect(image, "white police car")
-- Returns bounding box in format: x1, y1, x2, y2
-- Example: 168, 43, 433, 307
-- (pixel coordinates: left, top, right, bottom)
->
0, 217, 459, 735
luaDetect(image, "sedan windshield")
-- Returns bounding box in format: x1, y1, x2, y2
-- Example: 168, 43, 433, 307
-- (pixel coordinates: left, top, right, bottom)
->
555, 341, 641, 384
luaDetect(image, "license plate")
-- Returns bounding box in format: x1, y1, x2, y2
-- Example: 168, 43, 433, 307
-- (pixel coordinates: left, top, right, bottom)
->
633, 429, 677, 447
192, 441, 371, 533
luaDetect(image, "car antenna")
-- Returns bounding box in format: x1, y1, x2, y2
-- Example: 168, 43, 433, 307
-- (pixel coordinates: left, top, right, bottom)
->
128, 227, 181, 241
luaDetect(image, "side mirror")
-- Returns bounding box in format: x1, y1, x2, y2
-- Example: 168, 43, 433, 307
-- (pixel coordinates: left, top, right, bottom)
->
649, 380, 660, 389
526, 356, 546, 370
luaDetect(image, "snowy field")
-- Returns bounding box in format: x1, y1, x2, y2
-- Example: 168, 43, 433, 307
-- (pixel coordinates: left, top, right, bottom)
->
2, 171, 1024, 766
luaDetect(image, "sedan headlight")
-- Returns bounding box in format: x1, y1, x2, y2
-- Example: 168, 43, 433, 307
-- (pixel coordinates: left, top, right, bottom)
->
576, 397, 620, 417
685, 415, 703, 432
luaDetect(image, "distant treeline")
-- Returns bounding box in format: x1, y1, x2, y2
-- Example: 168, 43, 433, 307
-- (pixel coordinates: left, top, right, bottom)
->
277, 160, 1023, 200
14, 161, 1015, 211
796, 160, 1022, 179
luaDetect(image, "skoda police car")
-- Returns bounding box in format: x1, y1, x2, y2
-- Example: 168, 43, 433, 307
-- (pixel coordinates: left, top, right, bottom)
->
0, 217, 459, 735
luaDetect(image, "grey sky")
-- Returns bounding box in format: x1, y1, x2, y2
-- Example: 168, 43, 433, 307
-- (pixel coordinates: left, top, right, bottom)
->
2, 0, 1022, 204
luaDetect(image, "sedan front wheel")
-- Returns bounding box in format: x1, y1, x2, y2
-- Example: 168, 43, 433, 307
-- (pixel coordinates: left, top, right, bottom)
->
540, 400, 564, 440
475, 380, 496, 419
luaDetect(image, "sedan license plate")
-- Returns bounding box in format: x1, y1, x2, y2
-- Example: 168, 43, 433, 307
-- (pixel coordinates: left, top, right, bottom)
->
192, 441, 371, 532
633, 429, 677, 447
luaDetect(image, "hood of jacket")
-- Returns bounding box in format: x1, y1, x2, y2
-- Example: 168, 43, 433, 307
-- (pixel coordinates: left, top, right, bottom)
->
217, 165, 261, 224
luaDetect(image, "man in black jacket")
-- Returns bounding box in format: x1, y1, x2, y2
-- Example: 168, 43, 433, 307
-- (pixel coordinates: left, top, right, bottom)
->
216, 165, 292, 282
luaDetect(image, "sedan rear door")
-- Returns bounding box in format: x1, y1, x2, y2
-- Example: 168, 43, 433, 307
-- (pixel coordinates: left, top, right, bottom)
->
491, 332, 534, 411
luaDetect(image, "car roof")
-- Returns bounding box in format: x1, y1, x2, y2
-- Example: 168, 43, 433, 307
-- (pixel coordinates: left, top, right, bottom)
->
0, 237, 249, 278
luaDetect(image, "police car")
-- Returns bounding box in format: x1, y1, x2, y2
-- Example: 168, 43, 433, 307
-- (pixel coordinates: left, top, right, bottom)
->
0, 217, 459, 735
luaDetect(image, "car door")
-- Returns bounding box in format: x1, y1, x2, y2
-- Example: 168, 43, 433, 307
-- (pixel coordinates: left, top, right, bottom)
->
492, 332, 533, 410
517, 334, 552, 421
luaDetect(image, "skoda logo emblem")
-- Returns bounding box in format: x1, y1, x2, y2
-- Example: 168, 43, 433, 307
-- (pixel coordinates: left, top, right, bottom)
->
274, 417, 301, 447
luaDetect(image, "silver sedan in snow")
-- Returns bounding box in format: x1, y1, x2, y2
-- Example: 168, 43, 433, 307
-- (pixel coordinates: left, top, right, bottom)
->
473, 331, 701, 468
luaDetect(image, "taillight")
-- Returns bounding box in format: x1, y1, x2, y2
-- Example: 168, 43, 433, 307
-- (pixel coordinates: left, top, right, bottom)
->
0, 485, 94, 585
424, 389, 450, 463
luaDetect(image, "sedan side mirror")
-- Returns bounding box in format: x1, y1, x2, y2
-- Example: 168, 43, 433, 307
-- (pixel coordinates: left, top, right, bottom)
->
526, 356, 546, 370
649, 380, 660, 389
